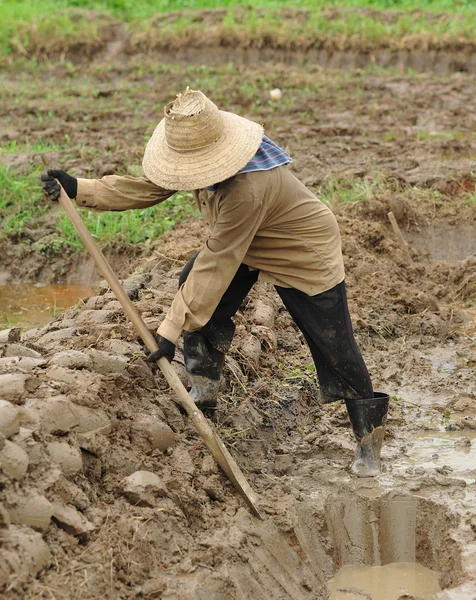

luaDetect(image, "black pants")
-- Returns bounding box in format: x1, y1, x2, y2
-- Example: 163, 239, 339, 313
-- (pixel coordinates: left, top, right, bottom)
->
179, 254, 373, 402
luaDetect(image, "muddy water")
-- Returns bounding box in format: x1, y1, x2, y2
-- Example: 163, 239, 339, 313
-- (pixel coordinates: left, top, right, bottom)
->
392, 431, 476, 481
328, 562, 441, 600
405, 223, 476, 263
0, 284, 96, 330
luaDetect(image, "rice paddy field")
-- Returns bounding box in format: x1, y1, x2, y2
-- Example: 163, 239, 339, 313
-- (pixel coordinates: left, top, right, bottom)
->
0, 2, 475, 599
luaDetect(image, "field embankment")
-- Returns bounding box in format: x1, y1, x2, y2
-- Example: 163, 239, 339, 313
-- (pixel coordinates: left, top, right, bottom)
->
1, 4, 476, 73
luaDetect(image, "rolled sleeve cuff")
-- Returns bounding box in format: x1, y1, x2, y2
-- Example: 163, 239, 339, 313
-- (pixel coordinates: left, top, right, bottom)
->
75, 178, 97, 208
157, 318, 182, 345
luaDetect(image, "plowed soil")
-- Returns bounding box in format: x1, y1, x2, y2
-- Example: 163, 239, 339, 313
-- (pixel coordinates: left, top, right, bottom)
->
0, 38, 475, 600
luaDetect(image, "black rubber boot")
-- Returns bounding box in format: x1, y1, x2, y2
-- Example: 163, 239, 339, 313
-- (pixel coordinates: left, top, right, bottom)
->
345, 392, 389, 477
184, 332, 224, 413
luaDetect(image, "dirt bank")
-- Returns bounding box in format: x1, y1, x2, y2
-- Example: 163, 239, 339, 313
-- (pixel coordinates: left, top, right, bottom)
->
5, 8, 476, 74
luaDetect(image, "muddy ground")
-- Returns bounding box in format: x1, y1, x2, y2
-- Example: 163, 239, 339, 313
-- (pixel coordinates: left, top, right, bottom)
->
0, 36, 476, 600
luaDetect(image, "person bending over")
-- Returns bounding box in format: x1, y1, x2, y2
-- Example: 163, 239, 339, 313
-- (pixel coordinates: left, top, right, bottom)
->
41, 88, 389, 477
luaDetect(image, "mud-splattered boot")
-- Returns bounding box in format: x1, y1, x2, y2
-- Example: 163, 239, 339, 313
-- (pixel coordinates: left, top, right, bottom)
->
184, 332, 224, 413
188, 375, 221, 411
345, 392, 389, 477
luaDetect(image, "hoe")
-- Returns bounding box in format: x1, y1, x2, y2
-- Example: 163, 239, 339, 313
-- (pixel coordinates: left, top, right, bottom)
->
57, 184, 263, 519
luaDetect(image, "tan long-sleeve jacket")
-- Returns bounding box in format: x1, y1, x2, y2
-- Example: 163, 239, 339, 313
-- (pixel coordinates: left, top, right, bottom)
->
76, 167, 345, 344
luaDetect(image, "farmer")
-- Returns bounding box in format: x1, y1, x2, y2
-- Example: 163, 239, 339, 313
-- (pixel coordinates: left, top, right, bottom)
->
41, 88, 389, 477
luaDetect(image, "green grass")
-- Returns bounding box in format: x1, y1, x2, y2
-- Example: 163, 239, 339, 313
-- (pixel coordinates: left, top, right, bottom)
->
0, 164, 199, 251
1, 140, 63, 153
2, 0, 474, 21
316, 176, 386, 205
1, 0, 475, 59
463, 191, 476, 207
0, 165, 48, 237
55, 191, 199, 248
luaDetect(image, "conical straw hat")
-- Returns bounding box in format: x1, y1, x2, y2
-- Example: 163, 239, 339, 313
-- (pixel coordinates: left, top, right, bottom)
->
142, 88, 263, 191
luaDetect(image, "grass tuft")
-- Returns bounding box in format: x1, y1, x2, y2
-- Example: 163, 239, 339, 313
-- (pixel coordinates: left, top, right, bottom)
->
0, 164, 199, 251
316, 175, 386, 205
0, 165, 48, 237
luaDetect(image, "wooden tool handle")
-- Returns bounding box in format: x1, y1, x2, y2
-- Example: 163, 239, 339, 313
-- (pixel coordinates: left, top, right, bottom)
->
56, 186, 262, 518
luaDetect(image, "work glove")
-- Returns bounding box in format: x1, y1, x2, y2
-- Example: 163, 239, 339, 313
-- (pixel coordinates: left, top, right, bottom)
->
40, 169, 78, 201
142, 333, 176, 363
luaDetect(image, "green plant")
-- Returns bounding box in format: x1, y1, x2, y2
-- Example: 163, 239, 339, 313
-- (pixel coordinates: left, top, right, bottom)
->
463, 191, 476, 207
283, 363, 316, 382
316, 175, 385, 205
441, 408, 451, 421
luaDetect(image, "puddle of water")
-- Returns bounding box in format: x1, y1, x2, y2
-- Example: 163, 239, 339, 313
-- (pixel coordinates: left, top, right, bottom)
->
459, 308, 476, 339
405, 223, 476, 263
0, 284, 96, 330
392, 431, 476, 479
328, 562, 441, 600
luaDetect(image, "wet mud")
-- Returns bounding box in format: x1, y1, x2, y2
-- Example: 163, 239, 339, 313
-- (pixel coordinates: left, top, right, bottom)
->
0, 232, 474, 597
0, 31, 475, 600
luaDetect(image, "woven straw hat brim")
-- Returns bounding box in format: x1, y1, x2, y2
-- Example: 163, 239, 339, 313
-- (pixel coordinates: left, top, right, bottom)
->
142, 111, 263, 191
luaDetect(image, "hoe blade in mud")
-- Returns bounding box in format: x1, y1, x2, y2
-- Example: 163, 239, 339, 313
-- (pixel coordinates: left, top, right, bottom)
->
56, 185, 263, 519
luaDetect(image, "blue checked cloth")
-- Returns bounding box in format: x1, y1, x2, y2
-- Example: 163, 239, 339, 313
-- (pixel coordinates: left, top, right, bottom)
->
206, 135, 291, 191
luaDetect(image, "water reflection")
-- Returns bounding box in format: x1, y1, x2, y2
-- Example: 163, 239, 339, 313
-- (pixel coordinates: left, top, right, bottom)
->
328, 562, 440, 600
0, 284, 96, 330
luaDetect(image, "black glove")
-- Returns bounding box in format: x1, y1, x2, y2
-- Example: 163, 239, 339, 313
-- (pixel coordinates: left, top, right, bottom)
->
40, 169, 77, 201
143, 334, 176, 363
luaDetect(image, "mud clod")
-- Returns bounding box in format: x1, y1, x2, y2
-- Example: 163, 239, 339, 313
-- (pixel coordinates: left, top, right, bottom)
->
32, 396, 80, 435
0, 329, 21, 344
0, 527, 51, 590
2, 343, 42, 359
71, 404, 111, 435
0, 439, 29, 479
0, 400, 20, 438
50, 350, 93, 369
47, 441, 83, 476
130, 416, 176, 453
252, 300, 276, 329
0, 373, 28, 404
52, 502, 95, 538
122, 471, 168, 507
8, 495, 54, 531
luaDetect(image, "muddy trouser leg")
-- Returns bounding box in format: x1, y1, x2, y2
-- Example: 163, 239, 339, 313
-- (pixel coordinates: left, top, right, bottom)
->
179, 254, 259, 406
275, 281, 388, 476
275, 280, 373, 402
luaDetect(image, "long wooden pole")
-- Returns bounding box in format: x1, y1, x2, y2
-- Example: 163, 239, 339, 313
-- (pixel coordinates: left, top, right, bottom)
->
57, 186, 262, 519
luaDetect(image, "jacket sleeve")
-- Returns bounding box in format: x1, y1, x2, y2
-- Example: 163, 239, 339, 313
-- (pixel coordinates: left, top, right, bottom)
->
75, 175, 176, 212
157, 177, 266, 344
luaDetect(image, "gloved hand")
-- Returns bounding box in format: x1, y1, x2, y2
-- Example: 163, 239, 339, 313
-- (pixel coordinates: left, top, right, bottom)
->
40, 169, 78, 201
143, 333, 176, 363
